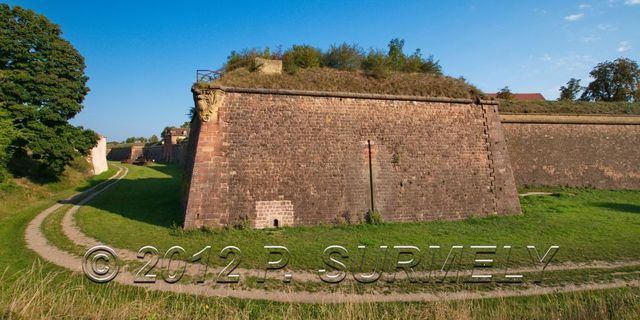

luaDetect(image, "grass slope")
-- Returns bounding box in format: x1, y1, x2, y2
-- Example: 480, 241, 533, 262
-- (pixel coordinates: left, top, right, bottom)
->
76, 164, 640, 271
0, 162, 639, 318
211, 67, 484, 99
499, 100, 640, 115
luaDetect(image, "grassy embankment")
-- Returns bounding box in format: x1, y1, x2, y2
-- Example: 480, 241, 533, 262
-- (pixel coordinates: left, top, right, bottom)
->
210, 67, 640, 116
499, 100, 640, 115
1, 162, 639, 318
210, 67, 484, 99
74, 164, 640, 271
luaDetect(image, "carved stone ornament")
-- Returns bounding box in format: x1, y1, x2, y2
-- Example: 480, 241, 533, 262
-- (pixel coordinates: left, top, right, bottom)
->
196, 89, 225, 122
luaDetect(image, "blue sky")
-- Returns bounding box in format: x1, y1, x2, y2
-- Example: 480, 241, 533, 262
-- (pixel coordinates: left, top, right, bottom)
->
5, 0, 640, 141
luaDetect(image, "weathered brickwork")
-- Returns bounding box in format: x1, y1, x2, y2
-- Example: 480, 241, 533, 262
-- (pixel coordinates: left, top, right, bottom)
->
183, 87, 521, 229
106, 145, 143, 162
254, 200, 294, 229
502, 115, 640, 189
107, 144, 186, 164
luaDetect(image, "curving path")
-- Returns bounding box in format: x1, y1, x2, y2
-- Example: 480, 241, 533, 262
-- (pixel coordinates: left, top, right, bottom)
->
25, 164, 640, 303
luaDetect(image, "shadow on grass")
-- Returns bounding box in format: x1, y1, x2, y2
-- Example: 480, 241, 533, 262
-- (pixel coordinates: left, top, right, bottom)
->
592, 202, 640, 214
79, 164, 185, 228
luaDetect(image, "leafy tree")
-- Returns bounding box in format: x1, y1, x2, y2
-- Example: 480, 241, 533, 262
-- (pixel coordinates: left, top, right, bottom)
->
282, 45, 322, 73
581, 58, 640, 102
0, 107, 19, 182
222, 39, 442, 77
323, 43, 363, 71
149, 135, 159, 143
496, 86, 514, 100
404, 48, 442, 74
180, 121, 190, 128
0, 4, 97, 180
386, 38, 406, 72
362, 49, 390, 78
123, 137, 147, 144
558, 78, 582, 101
160, 126, 172, 140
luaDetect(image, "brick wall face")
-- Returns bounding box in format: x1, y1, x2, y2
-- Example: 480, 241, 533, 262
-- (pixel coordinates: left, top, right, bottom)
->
503, 120, 640, 189
254, 200, 294, 229
107, 146, 143, 162
183, 89, 521, 229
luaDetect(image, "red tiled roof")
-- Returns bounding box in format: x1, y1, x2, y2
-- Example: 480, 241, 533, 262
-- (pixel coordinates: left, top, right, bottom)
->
485, 93, 546, 101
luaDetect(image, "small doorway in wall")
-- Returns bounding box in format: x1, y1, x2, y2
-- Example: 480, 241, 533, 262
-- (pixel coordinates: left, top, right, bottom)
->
273, 219, 279, 228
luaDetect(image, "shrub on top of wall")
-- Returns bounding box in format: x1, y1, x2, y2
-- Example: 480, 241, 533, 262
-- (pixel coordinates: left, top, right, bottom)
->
282, 45, 323, 73
323, 43, 363, 71
223, 39, 442, 77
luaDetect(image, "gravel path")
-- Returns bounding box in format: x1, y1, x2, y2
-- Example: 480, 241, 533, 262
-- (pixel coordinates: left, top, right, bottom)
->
24, 164, 640, 303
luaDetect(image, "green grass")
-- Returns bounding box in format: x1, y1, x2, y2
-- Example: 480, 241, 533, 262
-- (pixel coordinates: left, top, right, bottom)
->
0, 163, 117, 272
41, 204, 86, 256
499, 100, 640, 115
1, 161, 639, 318
76, 163, 640, 271
3, 262, 638, 320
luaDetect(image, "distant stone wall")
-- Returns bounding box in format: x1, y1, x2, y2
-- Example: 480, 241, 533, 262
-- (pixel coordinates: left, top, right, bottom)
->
183, 87, 521, 229
106, 146, 140, 162
502, 114, 640, 189
107, 144, 186, 164
143, 145, 164, 162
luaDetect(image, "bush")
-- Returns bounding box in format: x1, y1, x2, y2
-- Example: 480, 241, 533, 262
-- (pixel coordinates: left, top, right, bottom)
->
323, 43, 363, 71
283, 45, 322, 73
384, 38, 442, 75
362, 49, 390, 78
404, 49, 442, 74
221, 39, 444, 78
365, 210, 383, 225
225, 47, 283, 72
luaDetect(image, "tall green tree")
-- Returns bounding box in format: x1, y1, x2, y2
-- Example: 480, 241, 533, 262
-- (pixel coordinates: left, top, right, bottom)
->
386, 38, 406, 72
558, 78, 582, 101
0, 4, 97, 179
581, 58, 640, 102
160, 126, 172, 140
0, 107, 19, 182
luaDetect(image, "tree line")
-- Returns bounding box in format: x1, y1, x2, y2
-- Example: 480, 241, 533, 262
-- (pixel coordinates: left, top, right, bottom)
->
494, 58, 640, 103
558, 58, 640, 102
109, 122, 190, 146
224, 39, 442, 78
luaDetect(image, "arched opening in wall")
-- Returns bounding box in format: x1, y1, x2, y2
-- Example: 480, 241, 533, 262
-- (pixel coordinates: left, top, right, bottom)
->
273, 219, 279, 228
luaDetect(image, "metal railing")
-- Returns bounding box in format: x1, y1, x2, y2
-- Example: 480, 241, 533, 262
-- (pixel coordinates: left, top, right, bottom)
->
196, 69, 223, 83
